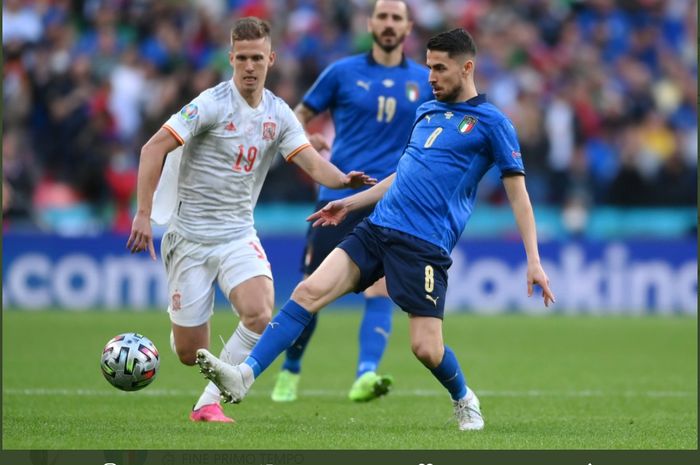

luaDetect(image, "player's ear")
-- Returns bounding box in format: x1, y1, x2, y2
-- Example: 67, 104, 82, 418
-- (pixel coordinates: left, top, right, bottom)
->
228, 50, 234, 67
463, 58, 474, 77
268, 50, 276, 67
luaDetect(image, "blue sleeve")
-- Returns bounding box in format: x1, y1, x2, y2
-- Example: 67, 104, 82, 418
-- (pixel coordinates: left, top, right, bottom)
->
489, 119, 526, 177
302, 62, 339, 114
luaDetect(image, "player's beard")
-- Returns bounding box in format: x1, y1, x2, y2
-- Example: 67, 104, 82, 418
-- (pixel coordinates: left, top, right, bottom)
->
372, 29, 406, 53
435, 83, 463, 103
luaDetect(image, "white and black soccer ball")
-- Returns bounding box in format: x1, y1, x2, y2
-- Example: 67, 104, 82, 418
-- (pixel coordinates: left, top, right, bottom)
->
100, 333, 160, 391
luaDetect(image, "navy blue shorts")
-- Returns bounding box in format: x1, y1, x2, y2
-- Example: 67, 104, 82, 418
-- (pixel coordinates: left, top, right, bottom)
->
301, 201, 375, 275
337, 219, 452, 319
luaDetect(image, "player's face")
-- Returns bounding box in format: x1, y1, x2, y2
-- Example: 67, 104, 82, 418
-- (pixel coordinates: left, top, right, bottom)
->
426, 50, 471, 102
230, 38, 275, 97
369, 0, 412, 53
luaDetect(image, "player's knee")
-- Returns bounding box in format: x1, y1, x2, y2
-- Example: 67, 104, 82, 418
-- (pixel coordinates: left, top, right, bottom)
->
240, 309, 271, 334
235, 294, 273, 333
411, 340, 442, 368
291, 279, 324, 310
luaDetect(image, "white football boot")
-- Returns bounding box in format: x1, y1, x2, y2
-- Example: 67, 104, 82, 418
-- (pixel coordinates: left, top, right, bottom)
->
196, 349, 249, 404
453, 388, 485, 431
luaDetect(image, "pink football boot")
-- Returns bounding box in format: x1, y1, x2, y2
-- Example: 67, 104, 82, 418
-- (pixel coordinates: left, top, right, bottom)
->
189, 403, 234, 423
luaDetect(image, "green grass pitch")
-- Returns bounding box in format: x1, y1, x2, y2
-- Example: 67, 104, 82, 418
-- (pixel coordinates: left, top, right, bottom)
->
2, 310, 697, 449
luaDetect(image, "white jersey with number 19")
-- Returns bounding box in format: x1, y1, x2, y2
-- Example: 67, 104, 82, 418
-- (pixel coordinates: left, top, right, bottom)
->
156, 80, 310, 243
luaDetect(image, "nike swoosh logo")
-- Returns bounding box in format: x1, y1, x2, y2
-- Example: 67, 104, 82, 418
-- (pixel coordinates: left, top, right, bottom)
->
425, 294, 440, 307
268, 322, 279, 329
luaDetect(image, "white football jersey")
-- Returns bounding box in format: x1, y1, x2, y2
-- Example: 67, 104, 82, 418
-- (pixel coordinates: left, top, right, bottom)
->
157, 80, 310, 243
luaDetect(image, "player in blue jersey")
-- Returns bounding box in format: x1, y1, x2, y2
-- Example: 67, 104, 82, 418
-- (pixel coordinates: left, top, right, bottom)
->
271, 0, 433, 403
195, 28, 555, 430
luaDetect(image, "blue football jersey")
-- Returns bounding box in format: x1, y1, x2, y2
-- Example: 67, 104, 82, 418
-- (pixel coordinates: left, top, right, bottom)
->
370, 94, 525, 253
302, 53, 432, 201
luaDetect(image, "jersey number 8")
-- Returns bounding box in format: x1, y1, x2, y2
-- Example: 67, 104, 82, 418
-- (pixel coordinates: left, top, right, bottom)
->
424, 265, 434, 293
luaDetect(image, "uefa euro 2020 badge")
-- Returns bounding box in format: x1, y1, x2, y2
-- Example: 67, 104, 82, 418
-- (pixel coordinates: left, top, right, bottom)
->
179, 103, 199, 122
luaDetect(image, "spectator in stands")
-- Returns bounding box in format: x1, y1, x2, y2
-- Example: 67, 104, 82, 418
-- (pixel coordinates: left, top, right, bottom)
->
1, 0, 697, 232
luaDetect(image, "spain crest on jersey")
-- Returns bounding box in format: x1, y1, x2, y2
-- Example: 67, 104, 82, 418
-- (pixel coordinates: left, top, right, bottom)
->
262, 121, 276, 140
458, 115, 478, 134
406, 82, 419, 102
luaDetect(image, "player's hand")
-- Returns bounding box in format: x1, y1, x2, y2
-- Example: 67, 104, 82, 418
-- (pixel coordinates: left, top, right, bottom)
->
527, 261, 555, 307
308, 133, 330, 152
307, 200, 349, 227
343, 171, 377, 189
126, 211, 156, 260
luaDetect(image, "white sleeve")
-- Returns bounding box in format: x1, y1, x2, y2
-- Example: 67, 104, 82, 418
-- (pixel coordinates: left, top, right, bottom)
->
276, 101, 311, 162
150, 146, 182, 226
162, 93, 218, 145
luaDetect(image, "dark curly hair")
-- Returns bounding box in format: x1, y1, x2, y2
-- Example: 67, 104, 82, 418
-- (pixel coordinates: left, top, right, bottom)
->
426, 28, 477, 58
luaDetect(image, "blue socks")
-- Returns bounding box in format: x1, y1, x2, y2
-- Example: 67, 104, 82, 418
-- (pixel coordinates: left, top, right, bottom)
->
429, 346, 467, 400
356, 296, 393, 377
244, 300, 314, 378
281, 313, 319, 374
281, 296, 393, 377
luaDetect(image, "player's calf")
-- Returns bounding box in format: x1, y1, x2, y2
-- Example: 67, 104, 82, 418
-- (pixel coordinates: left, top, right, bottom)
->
171, 322, 209, 366
176, 349, 198, 366
172, 338, 204, 366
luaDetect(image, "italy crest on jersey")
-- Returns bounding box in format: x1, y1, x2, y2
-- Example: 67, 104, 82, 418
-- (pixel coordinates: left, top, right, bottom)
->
458, 115, 477, 134
179, 103, 199, 122
262, 121, 277, 140
406, 82, 419, 102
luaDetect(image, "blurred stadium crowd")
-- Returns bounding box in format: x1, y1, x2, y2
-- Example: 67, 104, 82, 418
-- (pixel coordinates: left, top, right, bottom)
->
2, 0, 697, 233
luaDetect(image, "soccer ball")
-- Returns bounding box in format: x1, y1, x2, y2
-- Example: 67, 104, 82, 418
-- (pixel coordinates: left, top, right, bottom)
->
100, 333, 160, 391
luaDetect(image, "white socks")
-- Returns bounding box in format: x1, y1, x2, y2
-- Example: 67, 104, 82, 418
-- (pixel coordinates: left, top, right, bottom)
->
193, 322, 261, 410
239, 363, 255, 391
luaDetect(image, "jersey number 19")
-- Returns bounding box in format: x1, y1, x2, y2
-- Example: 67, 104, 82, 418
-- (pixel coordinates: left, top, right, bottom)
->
376, 96, 397, 123
233, 145, 258, 172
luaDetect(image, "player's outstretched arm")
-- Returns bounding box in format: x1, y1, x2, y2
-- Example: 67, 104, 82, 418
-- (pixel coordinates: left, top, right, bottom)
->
126, 128, 180, 260
291, 146, 377, 189
308, 174, 396, 227
503, 175, 556, 307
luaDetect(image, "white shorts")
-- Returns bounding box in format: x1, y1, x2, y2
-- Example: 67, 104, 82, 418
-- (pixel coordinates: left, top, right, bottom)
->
161, 230, 272, 327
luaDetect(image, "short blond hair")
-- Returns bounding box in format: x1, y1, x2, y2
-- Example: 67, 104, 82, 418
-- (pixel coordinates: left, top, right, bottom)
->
230, 17, 271, 46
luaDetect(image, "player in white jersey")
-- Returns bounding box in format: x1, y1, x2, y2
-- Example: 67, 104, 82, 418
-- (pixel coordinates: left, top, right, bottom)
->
127, 17, 375, 423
